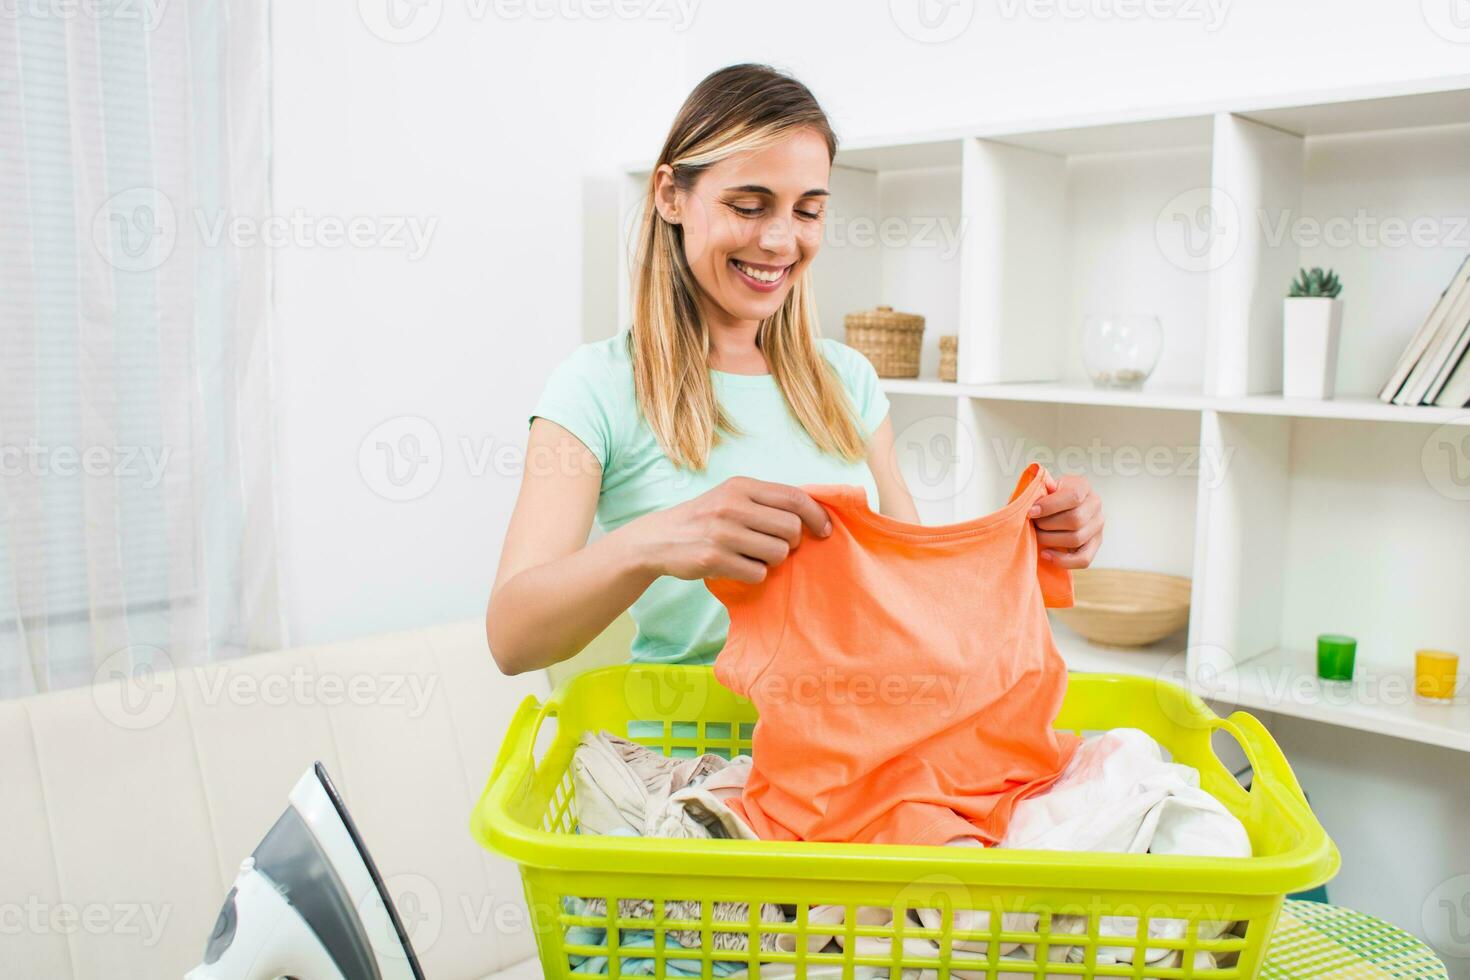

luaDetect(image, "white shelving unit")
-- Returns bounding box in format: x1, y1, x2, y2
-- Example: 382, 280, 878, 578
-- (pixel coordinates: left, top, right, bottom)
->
618, 76, 1470, 754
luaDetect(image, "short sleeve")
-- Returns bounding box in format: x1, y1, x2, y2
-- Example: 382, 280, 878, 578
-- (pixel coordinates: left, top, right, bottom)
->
528, 345, 617, 472
822, 339, 891, 437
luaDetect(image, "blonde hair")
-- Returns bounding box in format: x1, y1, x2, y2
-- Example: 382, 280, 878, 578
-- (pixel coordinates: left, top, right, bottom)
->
627, 63, 870, 472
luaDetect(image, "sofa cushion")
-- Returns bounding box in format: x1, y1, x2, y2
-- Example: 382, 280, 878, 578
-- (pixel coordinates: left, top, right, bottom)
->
0, 619, 548, 980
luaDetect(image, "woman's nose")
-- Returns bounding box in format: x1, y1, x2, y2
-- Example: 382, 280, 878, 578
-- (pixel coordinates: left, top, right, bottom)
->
758, 216, 795, 253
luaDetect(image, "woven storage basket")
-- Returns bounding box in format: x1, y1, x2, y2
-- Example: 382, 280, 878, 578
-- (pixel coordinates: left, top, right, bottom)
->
844, 305, 924, 378
939, 334, 958, 382
1051, 568, 1192, 647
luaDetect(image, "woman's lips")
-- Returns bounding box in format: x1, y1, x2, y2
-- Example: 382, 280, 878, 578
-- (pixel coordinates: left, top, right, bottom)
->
729, 257, 790, 293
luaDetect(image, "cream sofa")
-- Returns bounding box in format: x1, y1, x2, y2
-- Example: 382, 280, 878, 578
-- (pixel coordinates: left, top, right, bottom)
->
1, 615, 635, 980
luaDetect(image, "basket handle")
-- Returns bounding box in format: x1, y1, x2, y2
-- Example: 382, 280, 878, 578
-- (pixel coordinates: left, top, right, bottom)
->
489, 693, 562, 786
526, 695, 561, 771
489, 696, 542, 786
1210, 710, 1309, 809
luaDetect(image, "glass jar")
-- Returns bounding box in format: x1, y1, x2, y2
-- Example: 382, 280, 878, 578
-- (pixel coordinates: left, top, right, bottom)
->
1082, 313, 1163, 390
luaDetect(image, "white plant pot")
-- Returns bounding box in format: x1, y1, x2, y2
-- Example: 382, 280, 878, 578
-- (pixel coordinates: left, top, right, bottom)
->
1282, 297, 1343, 399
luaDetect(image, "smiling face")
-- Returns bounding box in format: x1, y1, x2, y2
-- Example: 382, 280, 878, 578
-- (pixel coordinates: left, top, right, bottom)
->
654, 127, 831, 330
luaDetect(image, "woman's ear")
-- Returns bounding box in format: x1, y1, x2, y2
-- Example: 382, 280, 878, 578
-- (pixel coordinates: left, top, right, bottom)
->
652, 163, 680, 224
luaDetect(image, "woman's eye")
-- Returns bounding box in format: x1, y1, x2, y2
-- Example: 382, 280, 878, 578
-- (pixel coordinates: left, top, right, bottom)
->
728, 203, 823, 220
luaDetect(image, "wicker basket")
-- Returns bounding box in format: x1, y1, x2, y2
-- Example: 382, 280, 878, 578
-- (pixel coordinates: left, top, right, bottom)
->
1051, 568, 1192, 648
844, 305, 924, 378
939, 334, 958, 382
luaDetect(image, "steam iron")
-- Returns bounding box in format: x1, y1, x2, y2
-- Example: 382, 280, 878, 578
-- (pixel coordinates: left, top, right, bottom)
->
187, 762, 426, 980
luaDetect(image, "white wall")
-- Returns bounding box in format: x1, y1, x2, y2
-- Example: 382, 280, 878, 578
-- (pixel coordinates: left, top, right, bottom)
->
270, 3, 685, 645
680, 1, 1470, 144
272, 2, 1470, 971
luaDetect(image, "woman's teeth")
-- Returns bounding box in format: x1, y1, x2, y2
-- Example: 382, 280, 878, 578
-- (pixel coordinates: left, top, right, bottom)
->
732, 260, 787, 283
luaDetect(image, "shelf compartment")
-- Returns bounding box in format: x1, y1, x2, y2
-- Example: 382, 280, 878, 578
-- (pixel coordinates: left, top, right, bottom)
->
960, 133, 1213, 392
815, 151, 963, 385
1207, 111, 1470, 402
1187, 410, 1470, 752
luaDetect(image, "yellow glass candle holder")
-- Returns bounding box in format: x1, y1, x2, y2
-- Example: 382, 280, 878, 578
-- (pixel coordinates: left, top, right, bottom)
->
1414, 649, 1459, 702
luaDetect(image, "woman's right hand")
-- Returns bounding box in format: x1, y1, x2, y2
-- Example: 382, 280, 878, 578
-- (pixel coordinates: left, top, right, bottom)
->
626, 477, 833, 583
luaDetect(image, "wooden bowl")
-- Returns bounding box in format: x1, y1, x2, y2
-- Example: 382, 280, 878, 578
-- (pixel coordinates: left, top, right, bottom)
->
1052, 568, 1192, 648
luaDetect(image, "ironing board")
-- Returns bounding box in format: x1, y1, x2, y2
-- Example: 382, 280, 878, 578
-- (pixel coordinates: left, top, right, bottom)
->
1260, 899, 1448, 978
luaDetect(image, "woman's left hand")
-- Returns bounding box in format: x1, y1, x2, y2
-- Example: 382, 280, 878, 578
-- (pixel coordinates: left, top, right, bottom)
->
1028, 473, 1104, 568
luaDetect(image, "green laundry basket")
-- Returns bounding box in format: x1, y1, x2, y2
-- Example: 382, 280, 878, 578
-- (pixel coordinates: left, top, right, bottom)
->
472, 665, 1340, 979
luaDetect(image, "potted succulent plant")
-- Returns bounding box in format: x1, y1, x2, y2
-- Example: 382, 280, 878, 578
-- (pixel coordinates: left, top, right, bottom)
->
1282, 267, 1344, 399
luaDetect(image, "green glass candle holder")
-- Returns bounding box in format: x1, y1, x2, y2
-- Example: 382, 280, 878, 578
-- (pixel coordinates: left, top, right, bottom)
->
1316, 634, 1356, 682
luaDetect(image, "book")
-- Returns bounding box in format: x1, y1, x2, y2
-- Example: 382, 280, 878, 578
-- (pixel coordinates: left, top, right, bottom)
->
1378, 254, 1470, 403
1423, 303, 1470, 405
1432, 325, 1470, 408
1397, 276, 1470, 405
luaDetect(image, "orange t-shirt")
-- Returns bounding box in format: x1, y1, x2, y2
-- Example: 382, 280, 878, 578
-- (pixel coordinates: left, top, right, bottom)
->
705, 461, 1080, 848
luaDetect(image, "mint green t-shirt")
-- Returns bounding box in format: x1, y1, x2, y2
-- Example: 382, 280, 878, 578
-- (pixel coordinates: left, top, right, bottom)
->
528, 329, 891, 667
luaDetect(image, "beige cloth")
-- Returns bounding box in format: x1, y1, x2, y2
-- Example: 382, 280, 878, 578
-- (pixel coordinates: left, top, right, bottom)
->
570, 731, 784, 951
572, 730, 757, 839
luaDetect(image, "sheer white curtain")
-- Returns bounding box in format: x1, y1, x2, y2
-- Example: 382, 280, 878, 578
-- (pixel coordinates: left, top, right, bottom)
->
0, 0, 283, 697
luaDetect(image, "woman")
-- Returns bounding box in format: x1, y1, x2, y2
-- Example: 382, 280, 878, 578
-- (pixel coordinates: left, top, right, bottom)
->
488, 63, 1104, 676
